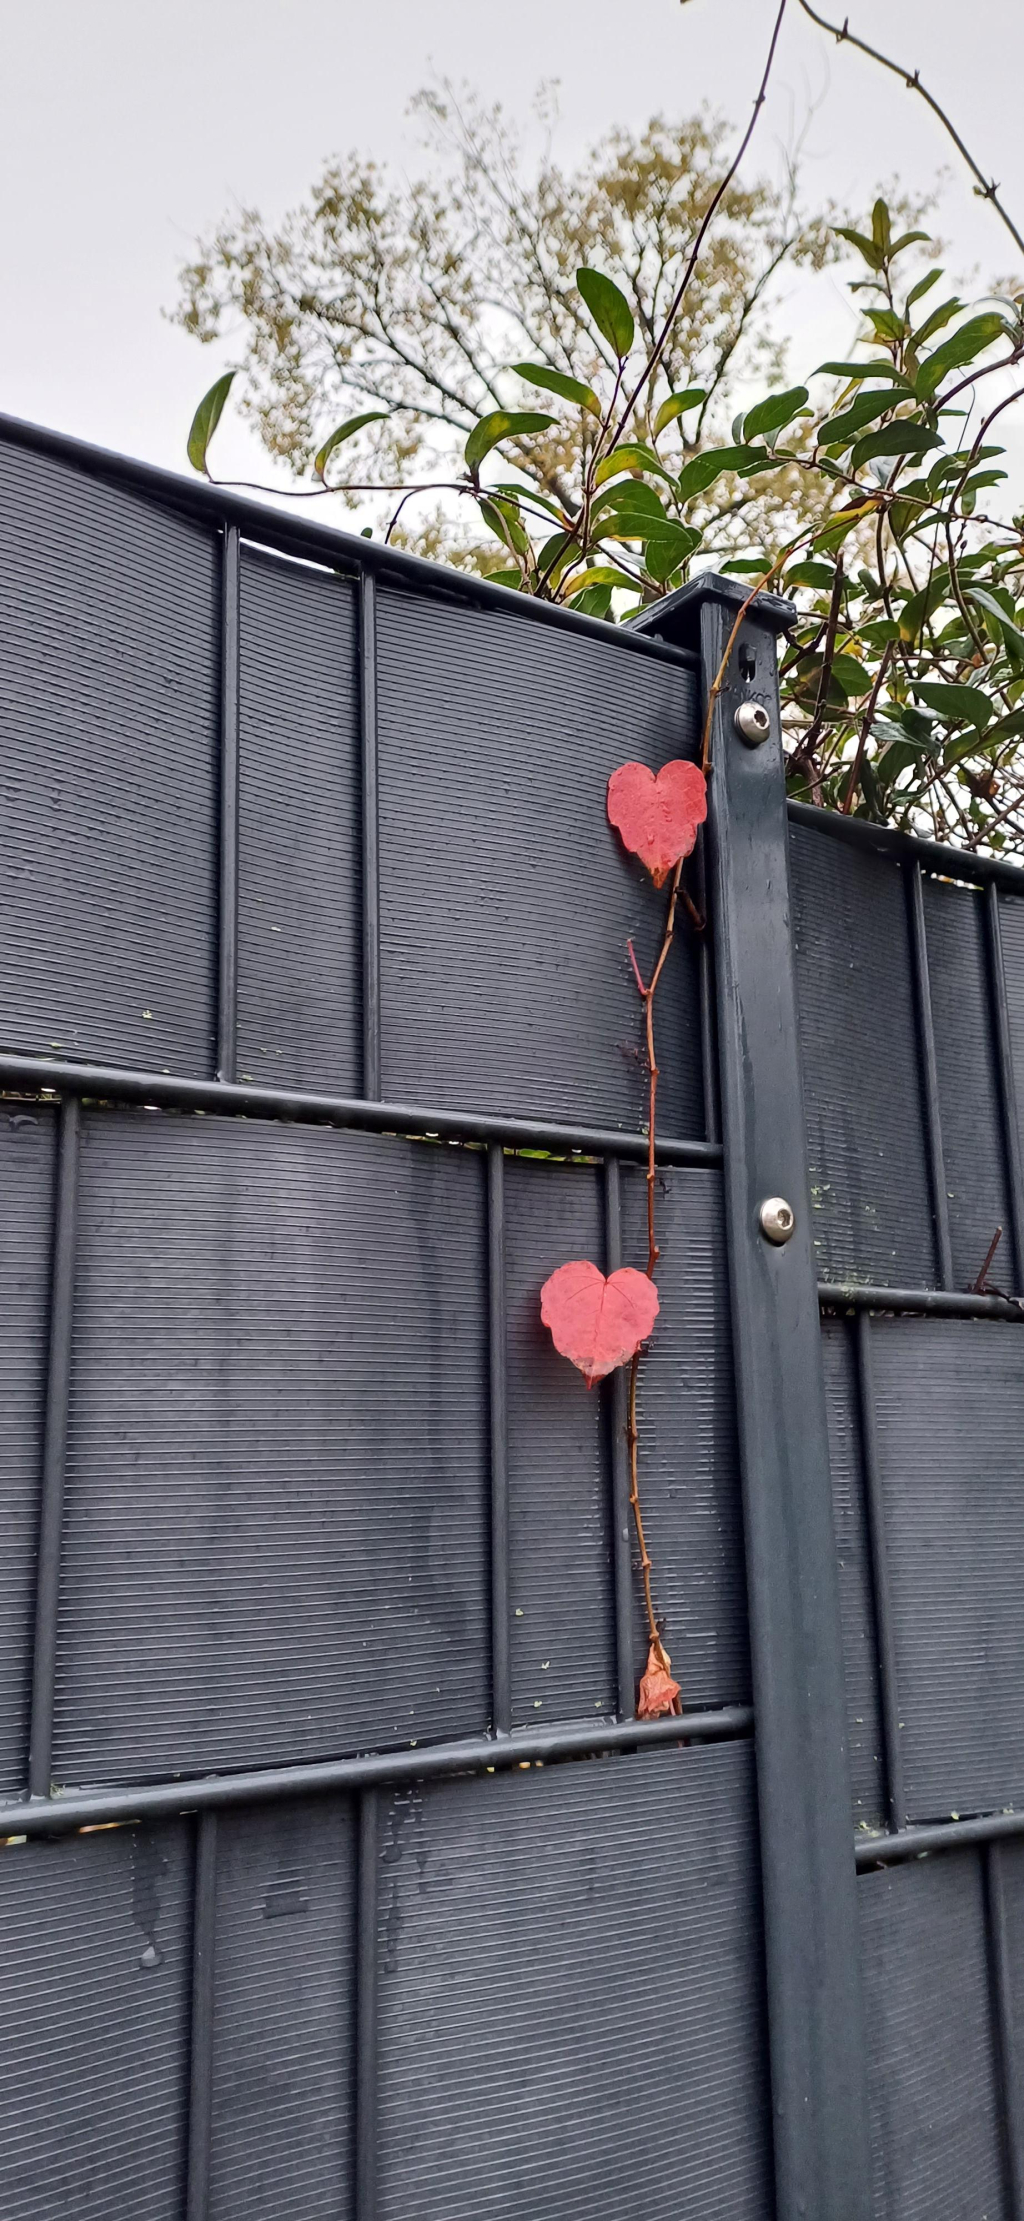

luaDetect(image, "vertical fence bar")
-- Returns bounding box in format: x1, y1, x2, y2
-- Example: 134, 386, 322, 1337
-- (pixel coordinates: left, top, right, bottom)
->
355, 1790, 380, 2221
488, 1144, 512, 1737
667, 574, 872, 2221
602, 1156, 634, 1717
216, 524, 241, 1084
186, 1810, 218, 2221
985, 1840, 1024, 2221
985, 881, 1024, 1291
360, 571, 382, 1102
695, 834, 720, 1146
27, 1093, 80, 1798
854, 1311, 906, 1833
906, 860, 953, 1289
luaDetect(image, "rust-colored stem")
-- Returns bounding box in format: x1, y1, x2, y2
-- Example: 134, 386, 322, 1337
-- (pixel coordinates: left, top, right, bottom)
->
626, 859, 689, 1714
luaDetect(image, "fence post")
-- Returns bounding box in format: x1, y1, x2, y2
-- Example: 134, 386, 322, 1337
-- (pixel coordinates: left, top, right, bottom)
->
637, 575, 872, 2220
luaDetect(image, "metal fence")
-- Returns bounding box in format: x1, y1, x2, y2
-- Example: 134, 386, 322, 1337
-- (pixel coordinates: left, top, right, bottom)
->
2, 411, 1024, 2219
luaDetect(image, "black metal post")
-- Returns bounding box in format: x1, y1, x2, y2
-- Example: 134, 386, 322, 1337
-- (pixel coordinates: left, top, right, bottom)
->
27, 1094, 80, 1798
985, 1840, 1024, 2221
360, 571, 382, 1102
186, 1810, 218, 2221
355, 1789, 380, 2221
602, 1157, 635, 1717
906, 859, 953, 1288
216, 524, 241, 1084
639, 576, 873, 2220
487, 1144, 511, 1737
985, 881, 1024, 1291
854, 1311, 906, 1832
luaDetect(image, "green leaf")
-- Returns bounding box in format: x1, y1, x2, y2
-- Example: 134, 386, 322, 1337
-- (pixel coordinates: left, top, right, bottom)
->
535, 530, 581, 584
889, 230, 931, 257
576, 268, 635, 359
906, 269, 942, 310
910, 296, 963, 349
642, 522, 702, 580
566, 565, 637, 593
677, 445, 763, 501
742, 385, 809, 441
591, 476, 666, 524
898, 570, 950, 642
828, 654, 872, 698
593, 443, 674, 486
818, 391, 894, 447
816, 360, 914, 385
915, 313, 1008, 398
901, 705, 939, 745
871, 198, 892, 254
865, 307, 907, 344
187, 371, 236, 476
569, 582, 615, 619
914, 681, 994, 731
313, 411, 389, 483
511, 363, 601, 416
850, 422, 939, 471
813, 501, 878, 552
968, 585, 1024, 663
653, 388, 706, 436
835, 225, 884, 270
478, 497, 531, 558
465, 410, 555, 476
786, 560, 836, 589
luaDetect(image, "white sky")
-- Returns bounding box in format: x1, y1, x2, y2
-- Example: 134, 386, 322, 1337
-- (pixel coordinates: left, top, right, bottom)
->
3, 0, 1023, 508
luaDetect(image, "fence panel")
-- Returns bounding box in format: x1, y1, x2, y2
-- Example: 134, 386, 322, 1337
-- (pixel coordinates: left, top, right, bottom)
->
23, 411, 1024, 2215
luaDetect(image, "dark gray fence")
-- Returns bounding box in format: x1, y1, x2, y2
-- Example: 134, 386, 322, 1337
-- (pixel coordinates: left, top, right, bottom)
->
2, 413, 1024, 2220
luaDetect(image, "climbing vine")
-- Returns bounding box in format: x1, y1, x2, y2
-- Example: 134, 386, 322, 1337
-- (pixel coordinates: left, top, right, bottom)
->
540, 759, 707, 1716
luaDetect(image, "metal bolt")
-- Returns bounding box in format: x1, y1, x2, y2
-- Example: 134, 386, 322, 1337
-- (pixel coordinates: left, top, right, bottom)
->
759, 1196, 796, 1245
734, 701, 771, 747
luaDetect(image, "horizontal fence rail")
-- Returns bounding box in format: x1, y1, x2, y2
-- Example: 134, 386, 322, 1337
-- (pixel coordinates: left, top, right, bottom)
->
819, 1281, 1024, 1320
0, 410, 701, 671
0, 1708, 755, 1837
789, 796, 1024, 896
0, 1050, 721, 1166
856, 1808, 1024, 1867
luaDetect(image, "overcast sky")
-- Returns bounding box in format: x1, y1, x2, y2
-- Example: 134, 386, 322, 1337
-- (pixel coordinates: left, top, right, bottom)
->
3, 0, 1023, 503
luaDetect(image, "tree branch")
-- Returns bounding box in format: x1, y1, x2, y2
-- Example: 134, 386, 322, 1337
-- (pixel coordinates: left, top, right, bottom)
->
795, 0, 1024, 261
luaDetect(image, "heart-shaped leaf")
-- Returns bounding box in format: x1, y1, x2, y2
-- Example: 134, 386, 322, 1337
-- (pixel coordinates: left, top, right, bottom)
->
637, 1642, 681, 1718
540, 1260, 660, 1387
607, 758, 707, 887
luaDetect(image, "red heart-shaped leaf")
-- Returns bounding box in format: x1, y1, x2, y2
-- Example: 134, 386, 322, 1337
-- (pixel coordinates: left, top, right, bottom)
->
607, 758, 707, 887
637, 1641, 681, 1719
540, 1259, 660, 1387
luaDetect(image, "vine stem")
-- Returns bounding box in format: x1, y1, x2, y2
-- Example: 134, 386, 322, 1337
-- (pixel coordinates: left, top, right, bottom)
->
625, 857, 689, 1712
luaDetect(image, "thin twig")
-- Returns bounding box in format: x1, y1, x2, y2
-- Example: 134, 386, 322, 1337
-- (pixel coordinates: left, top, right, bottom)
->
802, 557, 845, 760
840, 638, 894, 813
972, 1224, 1003, 1293
795, 0, 1024, 261
608, 0, 790, 452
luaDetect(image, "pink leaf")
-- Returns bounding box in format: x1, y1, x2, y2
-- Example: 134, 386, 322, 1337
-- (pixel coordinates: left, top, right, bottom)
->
539, 1259, 660, 1387
607, 758, 707, 887
637, 1641, 681, 1718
